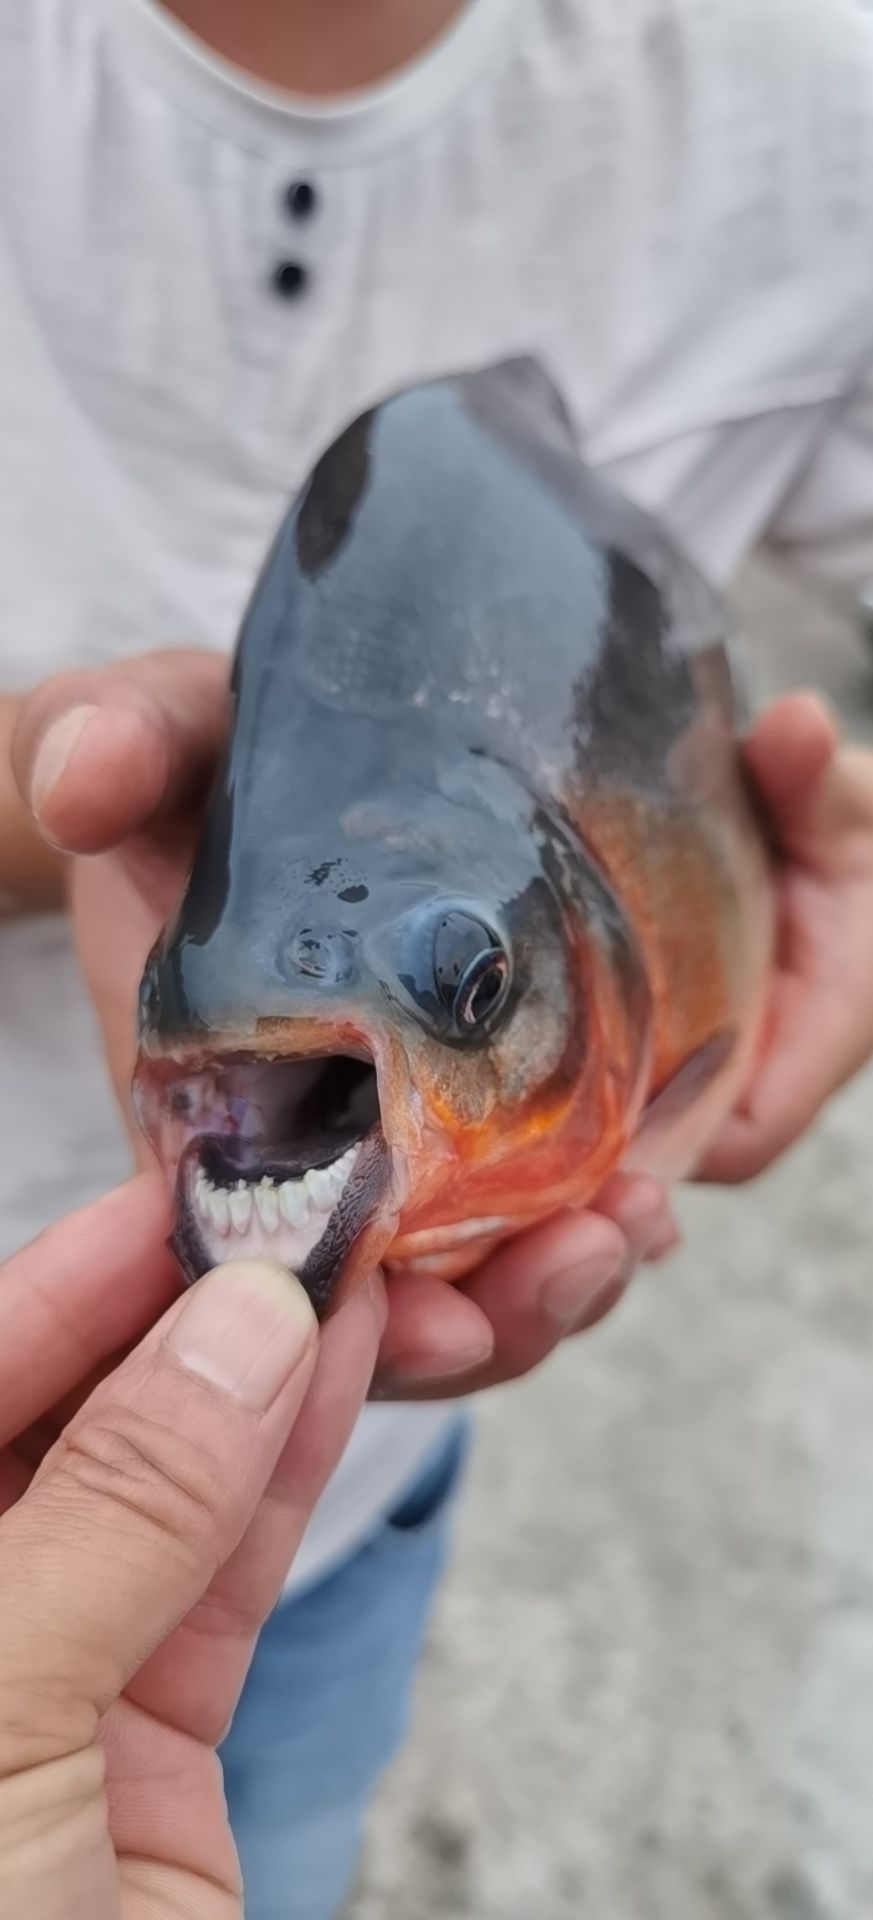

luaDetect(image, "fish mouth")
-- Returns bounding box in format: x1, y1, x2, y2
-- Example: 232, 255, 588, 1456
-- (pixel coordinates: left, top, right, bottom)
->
136, 1051, 391, 1316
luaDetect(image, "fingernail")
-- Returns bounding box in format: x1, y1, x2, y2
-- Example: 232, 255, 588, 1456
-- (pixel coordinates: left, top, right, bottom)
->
30, 705, 99, 816
165, 1260, 316, 1409
616, 1202, 673, 1261
541, 1247, 624, 1329
613, 1189, 665, 1234
378, 1341, 494, 1393
562, 1255, 635, 1335
581, 1182, 666, 1255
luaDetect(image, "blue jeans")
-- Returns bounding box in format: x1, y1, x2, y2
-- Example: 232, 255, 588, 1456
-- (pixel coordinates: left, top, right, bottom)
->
220, 1421, 469, 1920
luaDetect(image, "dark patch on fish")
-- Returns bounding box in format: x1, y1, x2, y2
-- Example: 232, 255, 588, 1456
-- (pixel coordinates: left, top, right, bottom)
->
134, 357, 772, 1315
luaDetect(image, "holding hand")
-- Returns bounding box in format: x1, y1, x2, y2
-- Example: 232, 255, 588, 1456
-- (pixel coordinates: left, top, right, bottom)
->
0, 1176, 383, 1919
700, 692, 873, 1181
11, 651, 677, 1395
12, 659, 873, 1401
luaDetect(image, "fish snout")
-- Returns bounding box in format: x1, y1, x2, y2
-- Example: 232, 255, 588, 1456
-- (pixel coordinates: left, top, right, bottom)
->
137, 918, 367, 1047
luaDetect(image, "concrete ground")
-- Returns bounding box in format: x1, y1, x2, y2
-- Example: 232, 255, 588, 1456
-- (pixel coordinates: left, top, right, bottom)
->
348, 562, 873, 1920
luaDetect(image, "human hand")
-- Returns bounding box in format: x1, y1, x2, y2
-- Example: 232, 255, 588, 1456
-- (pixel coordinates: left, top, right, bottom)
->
0, 1174, 383, 1919
382, 693, 873, 1387
699, 690, 873, 1181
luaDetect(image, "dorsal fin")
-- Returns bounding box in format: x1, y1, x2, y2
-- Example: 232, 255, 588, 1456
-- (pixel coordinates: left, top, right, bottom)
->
453, 354, 581, 458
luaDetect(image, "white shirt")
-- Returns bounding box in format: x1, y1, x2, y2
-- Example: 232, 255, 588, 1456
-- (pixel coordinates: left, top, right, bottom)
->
2, 0, 873, 1596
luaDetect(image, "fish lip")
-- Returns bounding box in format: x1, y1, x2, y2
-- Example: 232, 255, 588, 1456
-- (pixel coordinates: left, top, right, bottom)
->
172, 1126, 391, 1319
134, 1032, 380, 1115
135, 1035, 378, 1080
133, 1030, 408, 1174
134, 1038, 398, 1317
134, 1037, 384, 1138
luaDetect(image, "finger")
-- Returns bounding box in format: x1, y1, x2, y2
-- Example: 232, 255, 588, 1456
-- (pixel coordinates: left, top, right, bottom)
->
741, 689, 839, 830
0, 1258, 321, 1771
740, 695, 873, 871
372, 1273, 496, 1395
0, 1453, 30, 1512
374, 1208, 631, 1399
587, 1170, 679, 1261
116, 1273, 385, 1748
788, 743, 873, 876
0, 1176, 179, 1447
11, 649, 228, 854
373, 1174, 676, 1400
697, 969, 868, 1183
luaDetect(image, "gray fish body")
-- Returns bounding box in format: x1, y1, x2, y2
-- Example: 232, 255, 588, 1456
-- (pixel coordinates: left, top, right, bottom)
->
136, 360, 772, 1309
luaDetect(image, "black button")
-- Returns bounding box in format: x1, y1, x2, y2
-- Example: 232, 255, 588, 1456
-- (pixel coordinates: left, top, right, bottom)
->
285, 179, 317, 221
272, 259, 308, 298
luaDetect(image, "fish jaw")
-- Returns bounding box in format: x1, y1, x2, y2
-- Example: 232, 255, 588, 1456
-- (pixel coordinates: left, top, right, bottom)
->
171, 1128, 395, 1319
132, 1021, 423, 1318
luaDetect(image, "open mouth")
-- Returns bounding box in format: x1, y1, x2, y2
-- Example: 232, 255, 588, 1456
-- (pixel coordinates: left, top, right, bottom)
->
141, 1053, 387, 1316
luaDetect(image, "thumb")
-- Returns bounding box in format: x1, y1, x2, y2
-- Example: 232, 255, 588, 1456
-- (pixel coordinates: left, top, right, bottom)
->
743, 692, 873, 875
741, 689, 838, 833
11, 649, 228, 855
0, 1259, 317, 1774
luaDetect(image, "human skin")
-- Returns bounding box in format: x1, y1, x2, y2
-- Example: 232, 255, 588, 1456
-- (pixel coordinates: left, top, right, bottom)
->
11, 660, 873, 1399
0, 1175, 384, 1919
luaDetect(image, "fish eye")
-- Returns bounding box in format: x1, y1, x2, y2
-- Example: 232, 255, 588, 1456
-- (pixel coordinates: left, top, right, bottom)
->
452, 947, 511, 1030
431, 910, 512, 1036
388, 903, 514, 1042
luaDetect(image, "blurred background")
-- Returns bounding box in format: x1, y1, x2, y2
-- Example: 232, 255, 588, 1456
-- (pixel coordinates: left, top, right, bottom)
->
349, 559, 873, 1920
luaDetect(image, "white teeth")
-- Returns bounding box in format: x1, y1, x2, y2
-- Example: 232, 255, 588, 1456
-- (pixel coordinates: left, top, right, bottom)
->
305, 1167, 337, 1210
194, 1144, 360, 1247
279, 1180, 310, 1229
209, 1188, 231, 1237
305, 1148, 357, 1211
334, 1146, 356, 1188
229, 1184, 253, 1233
255, 1181, 280, 1232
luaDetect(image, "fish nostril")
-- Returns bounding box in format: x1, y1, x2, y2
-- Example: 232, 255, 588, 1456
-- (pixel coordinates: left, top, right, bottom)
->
284, 928, 358, 986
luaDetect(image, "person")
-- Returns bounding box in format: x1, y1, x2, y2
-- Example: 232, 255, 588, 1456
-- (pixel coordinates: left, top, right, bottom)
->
0, 1176, 383, 1918
3, 2, 873, 1914
1, 714, 873, 1920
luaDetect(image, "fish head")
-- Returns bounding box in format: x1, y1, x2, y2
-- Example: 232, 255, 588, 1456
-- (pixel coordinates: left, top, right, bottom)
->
133, 355, 675, 1312
134, 765, 653, 1316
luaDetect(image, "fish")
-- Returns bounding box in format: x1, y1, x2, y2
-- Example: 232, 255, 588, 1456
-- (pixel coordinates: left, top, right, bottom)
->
133, 357, 774, 1318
